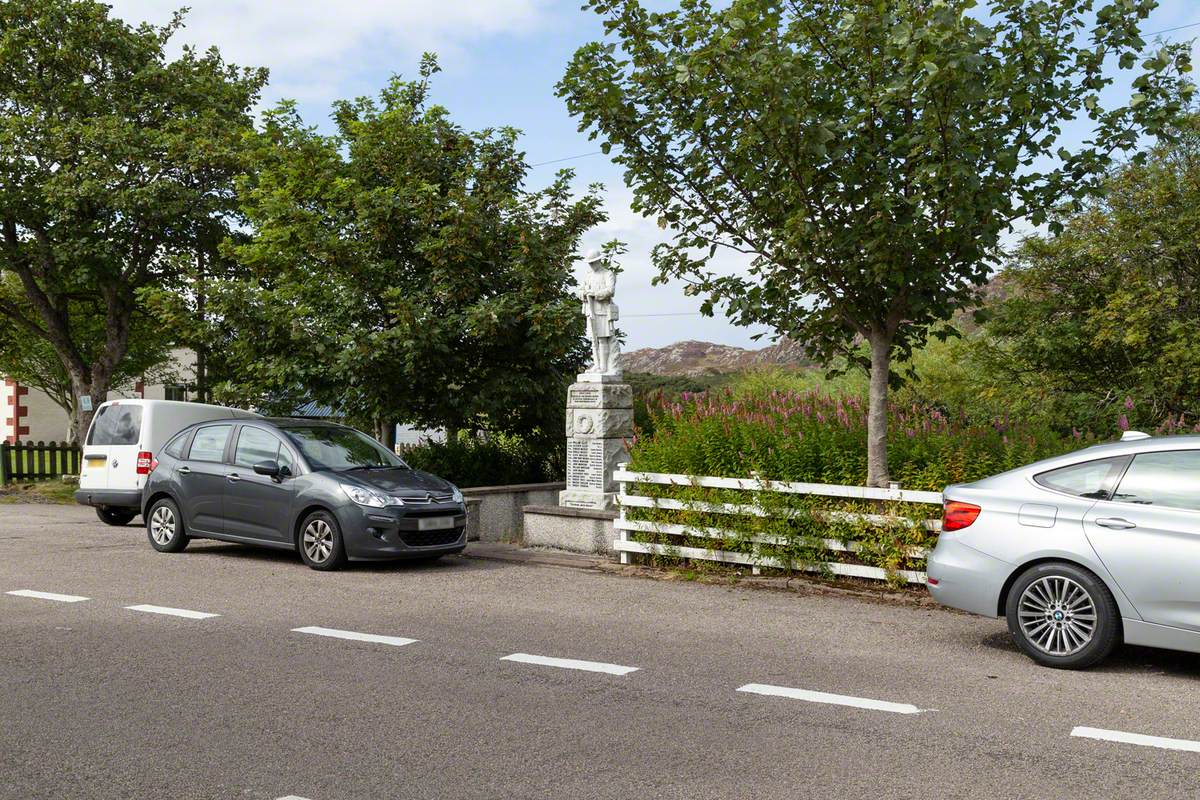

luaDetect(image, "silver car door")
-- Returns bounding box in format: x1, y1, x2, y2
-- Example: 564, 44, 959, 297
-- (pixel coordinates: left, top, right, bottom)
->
1083, 449, 1200, 631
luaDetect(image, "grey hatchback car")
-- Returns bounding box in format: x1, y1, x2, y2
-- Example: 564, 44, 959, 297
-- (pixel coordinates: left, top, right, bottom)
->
140, 419, 466, 570
928, 431, 1200, 669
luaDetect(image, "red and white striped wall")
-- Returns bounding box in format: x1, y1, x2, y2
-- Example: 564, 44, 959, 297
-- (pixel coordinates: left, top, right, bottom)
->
2, 379, 29, 444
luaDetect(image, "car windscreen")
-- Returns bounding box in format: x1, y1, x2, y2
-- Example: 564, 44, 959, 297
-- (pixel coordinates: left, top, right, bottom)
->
86, 404, 143, 446
280, 426, 406, 472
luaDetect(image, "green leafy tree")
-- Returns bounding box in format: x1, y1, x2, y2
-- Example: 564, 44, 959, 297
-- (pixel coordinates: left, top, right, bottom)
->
0, 277, 175, 440
210, 56, 606, 447
985, 112, 1200, 430
0, 0, 267, 440
559, 0, 1193, 484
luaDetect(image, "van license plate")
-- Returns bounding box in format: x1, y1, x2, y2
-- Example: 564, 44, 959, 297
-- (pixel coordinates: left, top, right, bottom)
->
417, 517, 455, 531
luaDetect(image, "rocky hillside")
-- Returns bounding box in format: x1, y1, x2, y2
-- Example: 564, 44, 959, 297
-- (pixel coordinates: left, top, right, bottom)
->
623, 338, 810, 376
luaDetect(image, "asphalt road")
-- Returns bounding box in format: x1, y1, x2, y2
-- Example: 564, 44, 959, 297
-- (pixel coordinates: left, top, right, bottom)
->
3, 504, 1200, 800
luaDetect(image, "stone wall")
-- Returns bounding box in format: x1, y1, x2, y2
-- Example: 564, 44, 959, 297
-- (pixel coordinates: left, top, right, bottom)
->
462, 482, 566, 542
521, 505, 617, 554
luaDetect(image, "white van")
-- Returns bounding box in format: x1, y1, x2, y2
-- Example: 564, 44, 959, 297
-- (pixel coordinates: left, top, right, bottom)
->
75, 399, 258, 525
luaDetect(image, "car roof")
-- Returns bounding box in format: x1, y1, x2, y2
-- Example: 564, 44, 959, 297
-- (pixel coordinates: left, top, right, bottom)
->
172, 416, 348, 434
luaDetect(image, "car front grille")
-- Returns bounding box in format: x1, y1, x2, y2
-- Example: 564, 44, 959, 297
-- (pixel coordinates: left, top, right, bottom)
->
401, 529, 462, 547
396, 492, 455, 505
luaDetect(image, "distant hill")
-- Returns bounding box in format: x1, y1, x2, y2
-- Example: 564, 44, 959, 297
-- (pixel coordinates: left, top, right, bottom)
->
623, 338, 811, 376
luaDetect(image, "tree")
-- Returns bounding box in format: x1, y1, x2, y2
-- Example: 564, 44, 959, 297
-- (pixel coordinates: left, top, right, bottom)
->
984, 112, 1200, 430
559, 0, 1193, 485
0, 0, 267, 441
208, 56, 606, 446
0, 276, 175, 440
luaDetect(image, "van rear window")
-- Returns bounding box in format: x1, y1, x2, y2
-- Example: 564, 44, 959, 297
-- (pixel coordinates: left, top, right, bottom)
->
87, 404, 142, 446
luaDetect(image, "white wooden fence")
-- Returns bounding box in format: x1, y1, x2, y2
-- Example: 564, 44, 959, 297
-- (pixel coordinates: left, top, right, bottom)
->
613, 465, 943, 584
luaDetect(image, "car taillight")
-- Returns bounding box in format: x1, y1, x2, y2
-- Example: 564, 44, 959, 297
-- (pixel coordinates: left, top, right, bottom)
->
137, 451, 154, 475
942, 500, 981, 531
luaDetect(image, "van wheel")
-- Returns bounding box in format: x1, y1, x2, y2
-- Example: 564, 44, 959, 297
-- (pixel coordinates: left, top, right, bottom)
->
146, 498, 190, 553
1005, 562, 1120, 669
298, 510, 346, 571
97, 507, 137, 526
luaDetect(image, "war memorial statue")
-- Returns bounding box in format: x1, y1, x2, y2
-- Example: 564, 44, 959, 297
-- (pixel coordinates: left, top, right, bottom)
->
559, 251, 634, 510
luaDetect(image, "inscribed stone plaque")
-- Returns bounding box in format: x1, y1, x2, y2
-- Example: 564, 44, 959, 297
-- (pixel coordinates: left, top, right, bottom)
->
567, 438, 606, 491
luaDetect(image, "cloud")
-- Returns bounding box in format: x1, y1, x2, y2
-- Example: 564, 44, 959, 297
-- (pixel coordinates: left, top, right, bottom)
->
106, 0, 551, 101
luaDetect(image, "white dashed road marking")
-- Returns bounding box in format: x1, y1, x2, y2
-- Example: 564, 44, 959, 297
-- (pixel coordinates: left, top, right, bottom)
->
275, 796, 314, 799
737, 683, 924, 715
500, 652, 639, 676
1072, 726, 1200, 753
125, 604, 220, 620
6, 590, 89, 603
291, 626, 417, 647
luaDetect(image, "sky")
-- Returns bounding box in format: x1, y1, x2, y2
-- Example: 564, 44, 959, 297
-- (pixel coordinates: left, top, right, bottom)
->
106, 0, 1200, 351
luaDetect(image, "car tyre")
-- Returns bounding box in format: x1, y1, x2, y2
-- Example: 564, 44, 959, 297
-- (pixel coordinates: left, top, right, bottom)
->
97, 507, 137, 526
1005, 561, 1120, 669
146, 498, 190, 553
298, 510, 347, 571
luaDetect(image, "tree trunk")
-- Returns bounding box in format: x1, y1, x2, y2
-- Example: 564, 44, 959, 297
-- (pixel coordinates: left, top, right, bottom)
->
377, 419, 397, 451
866, 328, 892, 488
69, 371, 110, 445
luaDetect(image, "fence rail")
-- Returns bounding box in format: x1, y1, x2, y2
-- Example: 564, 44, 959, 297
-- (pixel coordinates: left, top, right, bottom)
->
1, 441, 81, 483
613, 466, 943, 585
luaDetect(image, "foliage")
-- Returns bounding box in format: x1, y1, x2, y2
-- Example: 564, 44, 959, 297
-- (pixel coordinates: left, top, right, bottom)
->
983, 113, 1200, 432
401, 433, 563, 488
0, 0, 266, 440
0, 277, 175, 432
629, 384, 1077, 491
207, 56, 605, 447
560, 0, 1194, 485
624, 378, 1086, 584
626, 371, 735, 434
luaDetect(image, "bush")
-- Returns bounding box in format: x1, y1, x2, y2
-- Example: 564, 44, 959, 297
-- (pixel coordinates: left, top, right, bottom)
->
629, 384, 1083, 491
402, 433, 562, 488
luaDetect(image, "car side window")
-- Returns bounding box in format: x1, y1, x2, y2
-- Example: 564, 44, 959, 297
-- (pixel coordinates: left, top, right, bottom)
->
188, 425, 232, 463
163, 432, 189, 460
1111, 451, 1200, 511
233, 427, 285, 468
276, 444, 295, 471
1034, 456, 1129, 499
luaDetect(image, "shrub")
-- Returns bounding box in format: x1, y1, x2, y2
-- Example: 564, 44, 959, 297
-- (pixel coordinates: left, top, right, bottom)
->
628, 385, 1080, 492
402, 433, 561, 488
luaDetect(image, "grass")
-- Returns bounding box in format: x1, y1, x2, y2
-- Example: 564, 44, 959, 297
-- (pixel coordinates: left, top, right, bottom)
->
0, 480, 79, 505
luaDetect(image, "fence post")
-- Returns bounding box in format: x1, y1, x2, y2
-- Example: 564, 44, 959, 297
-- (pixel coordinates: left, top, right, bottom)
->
616, 462, 629, 565
0, 442, 9, 484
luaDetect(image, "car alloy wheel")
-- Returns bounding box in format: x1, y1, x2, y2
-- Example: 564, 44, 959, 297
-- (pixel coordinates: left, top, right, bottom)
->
1016, 575, 1097, 657
302, 518, 334, 564
150, 505, 176, 546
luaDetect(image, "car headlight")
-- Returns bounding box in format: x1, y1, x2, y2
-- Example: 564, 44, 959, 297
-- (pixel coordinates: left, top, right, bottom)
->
340, 484, 388, 508
451, 487, 464, 504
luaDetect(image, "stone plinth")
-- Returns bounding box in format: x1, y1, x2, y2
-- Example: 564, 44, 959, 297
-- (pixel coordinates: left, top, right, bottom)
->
523, 504, 618, 553
559, 381, 632, 511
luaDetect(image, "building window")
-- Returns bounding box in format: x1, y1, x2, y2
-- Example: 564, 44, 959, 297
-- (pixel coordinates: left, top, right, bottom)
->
164, 385, 187, 402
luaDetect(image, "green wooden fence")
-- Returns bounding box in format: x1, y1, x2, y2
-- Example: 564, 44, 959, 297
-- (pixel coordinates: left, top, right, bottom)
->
1, 441, 81, 483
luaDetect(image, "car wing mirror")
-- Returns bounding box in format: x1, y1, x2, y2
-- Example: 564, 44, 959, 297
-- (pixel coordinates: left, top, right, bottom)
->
253, 460, 281, 478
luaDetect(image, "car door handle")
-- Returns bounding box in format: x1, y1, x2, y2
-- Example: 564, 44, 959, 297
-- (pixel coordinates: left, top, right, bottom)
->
177, 466, 191, 475
1095, 517, 1136, 530
225, 473, 241, 483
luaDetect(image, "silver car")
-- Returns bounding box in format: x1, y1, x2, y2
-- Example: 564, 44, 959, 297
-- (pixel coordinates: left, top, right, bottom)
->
928, 431, 1200, 669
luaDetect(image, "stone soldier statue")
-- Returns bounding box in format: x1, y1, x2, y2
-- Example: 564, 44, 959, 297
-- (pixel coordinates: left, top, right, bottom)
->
577, 250, 621, 379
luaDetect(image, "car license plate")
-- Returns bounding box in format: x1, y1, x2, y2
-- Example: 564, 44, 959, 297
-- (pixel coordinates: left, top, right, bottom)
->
417, 516, 455, 531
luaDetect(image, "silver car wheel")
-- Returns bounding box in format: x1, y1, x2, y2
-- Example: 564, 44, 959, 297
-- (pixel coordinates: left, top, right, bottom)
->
302, 518, 334, 563
150, 505, 175, 545
1017, 575, 1097, 657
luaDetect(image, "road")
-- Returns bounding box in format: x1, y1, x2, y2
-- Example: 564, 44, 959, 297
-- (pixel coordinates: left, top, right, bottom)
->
3, 504, 1200, 799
